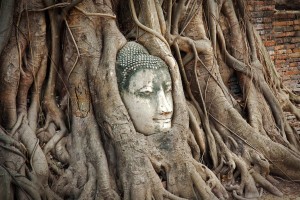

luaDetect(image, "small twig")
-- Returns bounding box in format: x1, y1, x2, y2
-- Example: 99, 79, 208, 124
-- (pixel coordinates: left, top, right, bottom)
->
204, 70, 210, 104
30, 139, 39, 174
74, 6, 116, 19
63, 0, 83, 16
27, 3, 70, 12
154, 0, 166, 34
11, 113, 26, 137
167, 0, 173, 33
65, 20, 80, 80
16, 9, 25, 77
129, 0, 170, 49
180, 0, 200, 35
271, 175, 300, 183
192, 42, 208, 119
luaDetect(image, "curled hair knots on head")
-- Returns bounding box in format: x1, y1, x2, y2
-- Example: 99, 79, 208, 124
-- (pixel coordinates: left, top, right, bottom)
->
116, 41, 168, 91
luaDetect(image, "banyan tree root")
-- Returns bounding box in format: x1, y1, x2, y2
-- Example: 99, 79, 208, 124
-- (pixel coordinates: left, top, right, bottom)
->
0, 0, 300, 200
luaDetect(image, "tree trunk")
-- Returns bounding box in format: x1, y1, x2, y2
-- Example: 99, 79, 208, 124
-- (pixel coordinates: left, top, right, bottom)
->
0, 0, 299, 199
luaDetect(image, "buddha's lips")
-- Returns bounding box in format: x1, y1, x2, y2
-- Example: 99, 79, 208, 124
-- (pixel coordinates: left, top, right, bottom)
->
153, 118, 171, 122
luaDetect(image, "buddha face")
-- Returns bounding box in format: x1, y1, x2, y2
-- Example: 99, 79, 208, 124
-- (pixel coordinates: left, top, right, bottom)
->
121, 67, 173, 135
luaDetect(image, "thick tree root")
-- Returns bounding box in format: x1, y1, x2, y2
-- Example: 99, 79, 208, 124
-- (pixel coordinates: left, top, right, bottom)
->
0, 1, 300, 200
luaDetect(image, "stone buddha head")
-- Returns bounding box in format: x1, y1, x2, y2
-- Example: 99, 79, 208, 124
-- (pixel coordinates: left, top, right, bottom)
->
116, 42, 173, 135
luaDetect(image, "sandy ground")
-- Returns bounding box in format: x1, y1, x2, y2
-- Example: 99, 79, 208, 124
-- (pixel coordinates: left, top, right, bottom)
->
260, 177, 300, 200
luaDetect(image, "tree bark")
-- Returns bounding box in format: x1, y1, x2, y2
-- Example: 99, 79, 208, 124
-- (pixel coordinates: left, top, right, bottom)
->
0, 0, 299, 199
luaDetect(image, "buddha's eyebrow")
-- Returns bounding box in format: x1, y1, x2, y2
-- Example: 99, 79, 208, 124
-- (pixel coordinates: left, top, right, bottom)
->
136, 83, 153, 91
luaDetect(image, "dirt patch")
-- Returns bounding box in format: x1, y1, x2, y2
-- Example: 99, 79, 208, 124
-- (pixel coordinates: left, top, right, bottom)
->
261, 177, 300, 199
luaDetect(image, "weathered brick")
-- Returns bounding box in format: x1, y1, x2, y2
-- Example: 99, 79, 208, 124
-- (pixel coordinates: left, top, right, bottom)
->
275, 38, 284, 44
251, 11, 264, 18
285, 26, 294, 32
252, 11, 274, 18
275, 31, 296, 37
291, 37, 300, 43
262, 30, 273, 35
255, 5, 274, 11
254, 17, 263, 23
274, 26, 284, 32
285, 70, 299, 76
283, 37, 292, 43
274, 45, 285, 50
274, 54, 288, 60
295, 25, 300, 31
276, 49, 293, 54
274, 12, 296, 19
289, 52, 300, 58
264, 40, 275, 46
248, 5, 254, 11
291, 75, 300, 80
274, 26, 294, 32
260, 34, 273, 40
257, 30, 264, 35
264, 10, 275, 17
254, 23, 265, 30
248, 2, 300, 94
268, 49, 275, 55
294, 19, 300, 25
274, 32, 285, 38
285, 44, 296, 49
277, 49, 288, 54
282, 75, 290, 81
289, 62, 298, 67
285, 32, 296, 37
290, 58, 300, 62
248, 1, 267, 6
275, 59, 286, 64
293, 48, 300, 53
263, 18, 272, 23
266, 47, 274, 52
248, 0, 275, 6
273, 21, 294, 26
264, 24, 272, 29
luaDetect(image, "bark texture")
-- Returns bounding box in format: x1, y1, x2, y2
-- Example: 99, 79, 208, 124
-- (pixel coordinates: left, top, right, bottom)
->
0, 0, 299, 199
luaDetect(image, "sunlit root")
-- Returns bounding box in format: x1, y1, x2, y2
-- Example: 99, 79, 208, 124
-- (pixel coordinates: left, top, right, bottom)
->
250, 170, 283, 197
39, 103, 67, 155
54, 136, 70, 164
52, 165, 85, 198
19, 123, 49, 185
187, 102, 206, 155
0, 126, 26, 155
78, 163, 96, 200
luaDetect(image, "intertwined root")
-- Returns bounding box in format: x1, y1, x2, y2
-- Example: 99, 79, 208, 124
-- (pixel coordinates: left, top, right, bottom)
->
1, 0, 300, 200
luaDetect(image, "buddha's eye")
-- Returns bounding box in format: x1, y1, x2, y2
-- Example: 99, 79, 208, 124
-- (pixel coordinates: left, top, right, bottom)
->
136, 86, 153, 97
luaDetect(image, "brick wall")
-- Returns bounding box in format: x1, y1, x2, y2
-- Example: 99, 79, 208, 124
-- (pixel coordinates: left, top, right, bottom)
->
247, 0, 300, 94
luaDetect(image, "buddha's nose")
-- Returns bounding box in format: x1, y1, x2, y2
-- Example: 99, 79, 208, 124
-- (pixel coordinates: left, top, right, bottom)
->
157, 90, 172, 115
